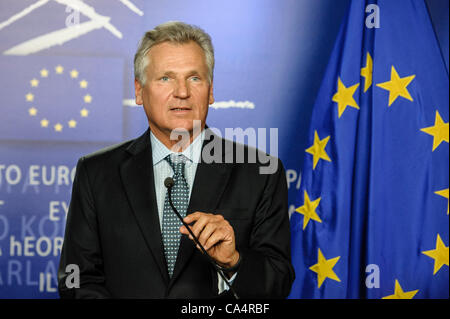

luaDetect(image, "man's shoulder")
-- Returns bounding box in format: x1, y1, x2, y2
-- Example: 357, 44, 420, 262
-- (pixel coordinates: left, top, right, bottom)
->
82, 139, 133, 161
79, 129, 149, 167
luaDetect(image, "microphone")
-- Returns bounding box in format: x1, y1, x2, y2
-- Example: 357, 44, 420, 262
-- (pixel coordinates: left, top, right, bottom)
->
164, 177, 240, 299
164, 177, 175, 188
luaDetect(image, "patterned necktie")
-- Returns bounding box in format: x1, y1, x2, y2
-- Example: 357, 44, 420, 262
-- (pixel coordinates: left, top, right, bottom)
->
162, 154, 189, 277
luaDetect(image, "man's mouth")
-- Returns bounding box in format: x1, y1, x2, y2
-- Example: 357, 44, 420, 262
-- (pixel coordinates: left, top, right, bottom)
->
170, 107, 191, 111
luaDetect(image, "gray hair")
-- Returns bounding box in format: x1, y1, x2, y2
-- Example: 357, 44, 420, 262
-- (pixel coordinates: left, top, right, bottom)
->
134, 21, 214, 85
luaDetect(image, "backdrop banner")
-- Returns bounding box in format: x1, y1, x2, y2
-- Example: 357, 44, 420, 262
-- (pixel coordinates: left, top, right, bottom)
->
0, 0, 447, 298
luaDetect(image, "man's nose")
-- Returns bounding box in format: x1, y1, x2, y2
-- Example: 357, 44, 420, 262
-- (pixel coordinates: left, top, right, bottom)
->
174, 80, 189, 99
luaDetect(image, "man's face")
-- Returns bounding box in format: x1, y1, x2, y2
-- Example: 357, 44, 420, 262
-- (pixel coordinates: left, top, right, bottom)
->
135, 41, 214, 144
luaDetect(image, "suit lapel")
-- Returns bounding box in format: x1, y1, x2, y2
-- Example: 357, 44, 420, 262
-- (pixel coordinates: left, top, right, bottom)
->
170, 131, 233, 285
120, 129, 169, 285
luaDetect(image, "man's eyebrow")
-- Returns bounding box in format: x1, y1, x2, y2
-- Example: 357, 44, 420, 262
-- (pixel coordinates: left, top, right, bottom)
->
160, 70, 203, 77
187, 70, 201, 75
162, 71, 176, 77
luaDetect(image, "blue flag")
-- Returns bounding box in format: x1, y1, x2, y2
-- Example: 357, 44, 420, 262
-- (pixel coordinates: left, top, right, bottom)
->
0, 56, 123, 142
289, 0, 448, 299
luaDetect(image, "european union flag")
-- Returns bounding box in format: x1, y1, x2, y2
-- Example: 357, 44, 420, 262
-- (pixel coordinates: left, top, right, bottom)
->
0, 56, 123, 142
289, 0, 448, 299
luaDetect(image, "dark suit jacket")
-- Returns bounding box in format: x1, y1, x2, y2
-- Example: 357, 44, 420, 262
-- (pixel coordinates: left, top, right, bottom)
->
58, 128, 294, 298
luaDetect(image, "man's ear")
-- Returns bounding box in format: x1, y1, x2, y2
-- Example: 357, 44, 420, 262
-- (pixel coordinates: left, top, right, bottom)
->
135, 79, 144, 105
208, 81, 214, 105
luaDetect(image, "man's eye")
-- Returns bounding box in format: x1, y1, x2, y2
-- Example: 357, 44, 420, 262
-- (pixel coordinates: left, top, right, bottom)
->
160, 76, 169, 82
190, 76, 200, 82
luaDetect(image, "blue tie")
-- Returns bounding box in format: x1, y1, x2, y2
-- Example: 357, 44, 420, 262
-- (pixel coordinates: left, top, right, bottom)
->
162, 154, 189, 277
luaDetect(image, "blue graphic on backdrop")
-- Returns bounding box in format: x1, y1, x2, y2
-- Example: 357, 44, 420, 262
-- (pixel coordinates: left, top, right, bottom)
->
0, 0, 447, 298
0, 0, 143, 56
0, 56, 123, 142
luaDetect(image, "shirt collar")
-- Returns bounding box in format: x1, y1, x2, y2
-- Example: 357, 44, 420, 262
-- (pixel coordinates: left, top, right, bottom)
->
150, 130, 205, 166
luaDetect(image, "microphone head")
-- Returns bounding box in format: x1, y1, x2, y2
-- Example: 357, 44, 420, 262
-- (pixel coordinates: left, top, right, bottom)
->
164, 177, 175, 188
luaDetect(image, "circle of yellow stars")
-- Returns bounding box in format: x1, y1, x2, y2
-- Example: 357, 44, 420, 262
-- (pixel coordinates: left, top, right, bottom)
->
26, 65, 93, 132
296, 51, 449, 296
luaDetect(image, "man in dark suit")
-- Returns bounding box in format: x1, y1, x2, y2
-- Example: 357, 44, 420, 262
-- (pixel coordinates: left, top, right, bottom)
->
58, 21, 294, 298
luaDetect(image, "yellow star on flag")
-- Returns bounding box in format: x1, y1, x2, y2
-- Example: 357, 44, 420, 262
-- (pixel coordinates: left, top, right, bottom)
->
80, 108, 89, 117
40, 69, 49, 78
54, 123, 63, 132
25, 93, 34, 102
422, 234, 449, 275
30, 78, 39, 87
68, 119, 77, 128
360, 52, 373, 92
28, 107, 37, 116
40, 119, 49, 128
295, 190, 322, 230
332, 77, 360, 118
376, 66, 415, 107
80, 80, 88, 89
70, 69, 79, 78
420, 110, 449, 152
434, 188, 449, 215
309, 248, 341, 288
382, 280, 419, 299
84, 94, 92, 103
55, 65, 64, 74
305, 130, 331, 170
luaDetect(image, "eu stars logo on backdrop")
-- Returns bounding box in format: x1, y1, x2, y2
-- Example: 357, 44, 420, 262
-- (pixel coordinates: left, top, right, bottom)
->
0, 56, 123, 142
289, 0, 448, 299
